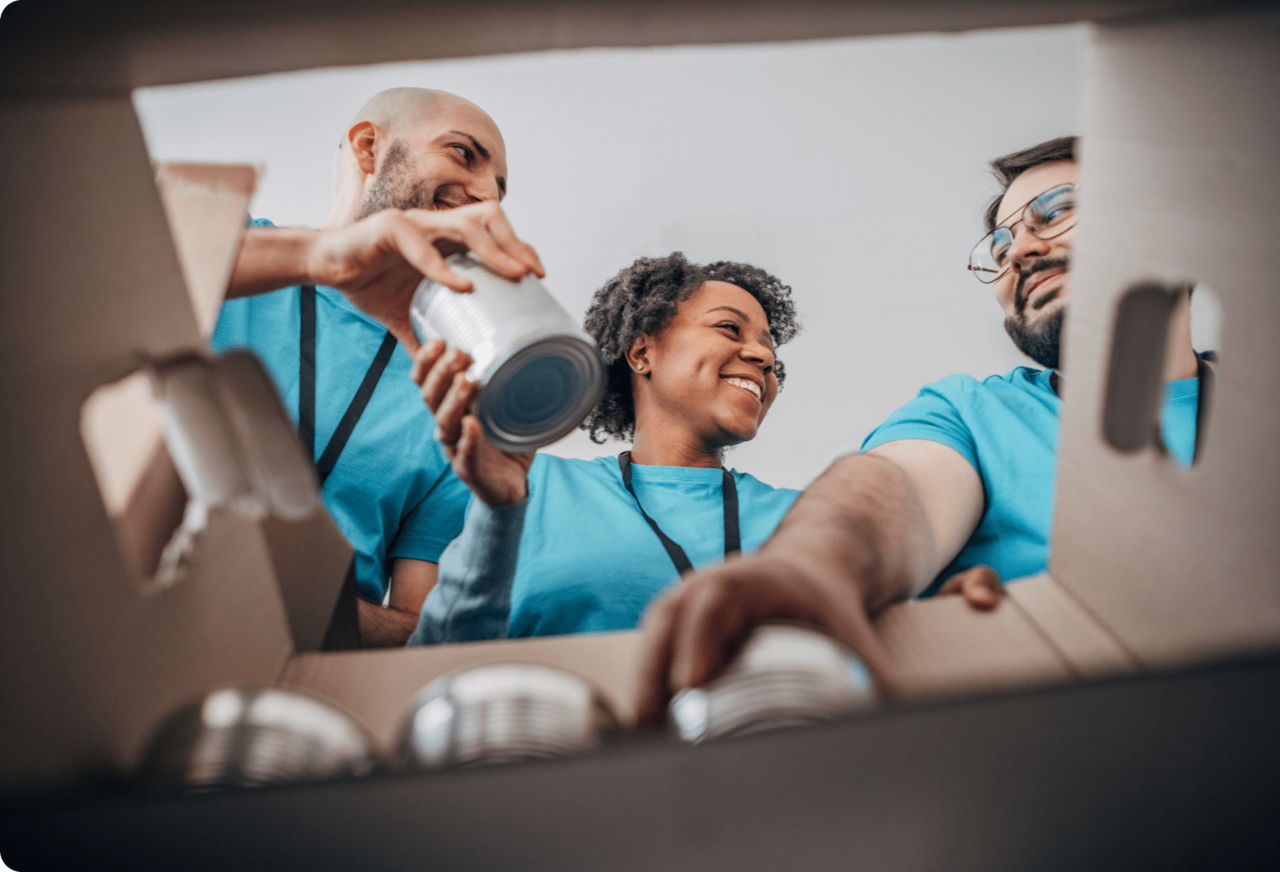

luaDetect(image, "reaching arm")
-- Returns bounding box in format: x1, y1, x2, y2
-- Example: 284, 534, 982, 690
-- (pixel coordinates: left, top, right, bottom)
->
226, 202, 544, 353
634, 439, 983, 725
406, 499, 528, 645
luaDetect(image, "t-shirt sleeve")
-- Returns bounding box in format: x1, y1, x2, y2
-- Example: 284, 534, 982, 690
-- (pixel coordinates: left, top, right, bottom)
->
859, 378, 980, 472
387, 466, 473, 564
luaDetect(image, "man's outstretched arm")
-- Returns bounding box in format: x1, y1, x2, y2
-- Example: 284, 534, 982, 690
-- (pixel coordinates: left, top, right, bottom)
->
226, 202, 544, 352
635, 439, 984, 725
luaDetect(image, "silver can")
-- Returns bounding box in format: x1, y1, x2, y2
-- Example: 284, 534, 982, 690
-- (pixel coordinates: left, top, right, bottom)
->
397, 663, 620, 771
668, 625, 876, 744
137, 686, 379, 791
410, 253, 605, 452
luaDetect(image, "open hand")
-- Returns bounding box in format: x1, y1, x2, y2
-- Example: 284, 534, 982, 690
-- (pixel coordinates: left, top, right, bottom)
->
305, 202, 543, 353
411, 340, 534, 506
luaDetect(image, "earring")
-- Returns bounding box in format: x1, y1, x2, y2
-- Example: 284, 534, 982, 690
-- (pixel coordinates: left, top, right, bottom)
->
636, 364, 644, 372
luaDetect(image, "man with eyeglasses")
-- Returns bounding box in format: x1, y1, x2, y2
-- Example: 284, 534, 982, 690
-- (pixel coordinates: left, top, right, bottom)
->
633, 136, 1208, 721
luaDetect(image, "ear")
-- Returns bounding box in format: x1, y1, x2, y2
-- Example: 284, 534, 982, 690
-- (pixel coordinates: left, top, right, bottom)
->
347, 121, 381, 176
625, 335, 652, 375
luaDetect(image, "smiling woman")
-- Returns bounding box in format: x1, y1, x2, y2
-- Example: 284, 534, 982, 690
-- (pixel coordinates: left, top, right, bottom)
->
405, 252, 802, 643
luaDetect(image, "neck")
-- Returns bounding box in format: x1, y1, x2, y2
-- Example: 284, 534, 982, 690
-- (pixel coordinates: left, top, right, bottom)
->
629, 423, 724, 469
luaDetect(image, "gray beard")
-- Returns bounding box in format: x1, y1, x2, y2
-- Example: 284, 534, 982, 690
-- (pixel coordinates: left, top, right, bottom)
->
1004, 307, 1063, 370
357, 140, 433, 219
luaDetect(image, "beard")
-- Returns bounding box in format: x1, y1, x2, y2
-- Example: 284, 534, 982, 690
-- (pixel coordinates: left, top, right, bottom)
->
357, 140, 433, 218
1004, 306, 1064, 369
1004, 255, 1069, 369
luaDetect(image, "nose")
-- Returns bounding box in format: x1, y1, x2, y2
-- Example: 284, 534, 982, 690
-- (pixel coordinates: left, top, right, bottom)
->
742, 336, 776, 370
1004, 223, 1051, 277
434, 169, 503, 210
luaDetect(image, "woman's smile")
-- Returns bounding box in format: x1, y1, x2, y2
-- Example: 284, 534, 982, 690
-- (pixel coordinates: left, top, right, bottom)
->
724, 375, 763, 401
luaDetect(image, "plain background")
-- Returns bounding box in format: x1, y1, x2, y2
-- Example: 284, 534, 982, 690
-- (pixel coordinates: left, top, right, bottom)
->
135, 25, 1096, 490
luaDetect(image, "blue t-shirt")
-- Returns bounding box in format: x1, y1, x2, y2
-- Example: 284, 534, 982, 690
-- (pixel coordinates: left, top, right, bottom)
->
860, 366, 1200, 594
210, 224, 469, 601
508, 454, 800, 636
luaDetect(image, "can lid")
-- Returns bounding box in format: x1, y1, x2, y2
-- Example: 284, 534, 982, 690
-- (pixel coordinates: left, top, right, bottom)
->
475, 334, 605, 452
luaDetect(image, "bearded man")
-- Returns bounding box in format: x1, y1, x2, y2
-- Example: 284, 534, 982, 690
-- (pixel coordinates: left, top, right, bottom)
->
634, 136, 1212, 721
215, 88, 544, 646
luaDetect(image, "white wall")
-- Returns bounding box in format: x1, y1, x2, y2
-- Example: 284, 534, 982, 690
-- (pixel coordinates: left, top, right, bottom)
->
134, 25, 1088, 490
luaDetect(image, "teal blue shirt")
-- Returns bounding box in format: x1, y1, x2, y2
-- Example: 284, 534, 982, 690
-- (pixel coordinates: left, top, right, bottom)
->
210, 221, 469, 601
408, 453, 800, 644
510, 455, 800, 636
861, 366, 1200, 594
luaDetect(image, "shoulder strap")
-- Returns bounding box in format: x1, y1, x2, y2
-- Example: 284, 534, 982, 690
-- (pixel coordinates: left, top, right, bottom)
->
298, 285, 398, 486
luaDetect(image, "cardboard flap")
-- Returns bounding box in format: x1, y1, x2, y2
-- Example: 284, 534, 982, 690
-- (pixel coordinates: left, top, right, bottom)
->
154, 162, 257, 339
0, 97, 302, 796
1005, 574, 1139, 680
874, 594, 1076, 701
1051, 4, 1280, 669
261, 512, 355, 656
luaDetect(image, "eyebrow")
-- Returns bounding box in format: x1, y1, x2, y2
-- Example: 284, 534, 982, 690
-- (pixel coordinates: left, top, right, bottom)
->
449, 130, 507, 197
706, 306, 775, 346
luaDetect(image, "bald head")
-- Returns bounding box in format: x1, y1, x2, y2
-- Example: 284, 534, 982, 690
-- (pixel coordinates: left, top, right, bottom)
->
347, 88, 479, 143
327, 87, 509, 228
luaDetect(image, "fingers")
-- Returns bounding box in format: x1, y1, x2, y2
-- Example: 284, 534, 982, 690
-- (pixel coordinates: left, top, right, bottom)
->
409, 340, 446, 387
399, 204, 544, 286
433, 371, 479, 447
476, 204, 545, 279
452, 417, 532, 507
635, 592, 683, 728
635, 557, 904, 728
936, 564, 1002, 611
387, 215, 474, 293
419, 347, 474, 415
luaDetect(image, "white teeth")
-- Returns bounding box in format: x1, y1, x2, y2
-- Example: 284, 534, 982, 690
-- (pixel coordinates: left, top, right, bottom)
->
726, 377, 761, 399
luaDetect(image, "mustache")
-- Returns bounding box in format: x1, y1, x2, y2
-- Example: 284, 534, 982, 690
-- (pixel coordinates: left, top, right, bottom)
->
1014, 256, 1070, 314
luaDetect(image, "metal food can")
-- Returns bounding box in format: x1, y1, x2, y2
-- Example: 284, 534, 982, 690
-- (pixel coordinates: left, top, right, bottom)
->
397, 663, 620, 771
668, 625, 875, 744
410, 253, 605, 452
137, 686, 379, 791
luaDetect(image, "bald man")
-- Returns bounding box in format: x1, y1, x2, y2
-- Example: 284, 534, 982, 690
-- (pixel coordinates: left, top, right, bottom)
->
216, 88, 544, 646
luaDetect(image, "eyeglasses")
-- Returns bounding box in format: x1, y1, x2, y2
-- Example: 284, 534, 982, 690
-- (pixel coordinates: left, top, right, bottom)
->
968, 183, 1078, 284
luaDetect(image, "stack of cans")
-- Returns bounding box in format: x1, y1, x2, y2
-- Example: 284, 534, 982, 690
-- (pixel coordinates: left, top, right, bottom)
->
668, 625, 875, 744
138, 686, 378, 791
397, 663, 620, 770
410, 253, 605, 452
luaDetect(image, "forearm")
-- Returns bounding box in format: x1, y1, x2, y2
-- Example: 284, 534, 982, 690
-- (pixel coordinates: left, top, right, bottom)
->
406, 498, 528, 646
760, 452, 941, 613
226, 226, 316, 299
357, 597, 422, 648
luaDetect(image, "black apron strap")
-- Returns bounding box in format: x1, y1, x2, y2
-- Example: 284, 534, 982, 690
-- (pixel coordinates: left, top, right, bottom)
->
298, 285, 397, 486
1193, 354, 1214, 463
315, 332, 398, 486
618, 451, 740, 578
722, 466, 741, 556
298, 285, 318, 460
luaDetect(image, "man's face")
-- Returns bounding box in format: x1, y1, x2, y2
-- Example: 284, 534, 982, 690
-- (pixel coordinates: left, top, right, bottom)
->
991, 159, 1078, 369
359, 98, 509, 218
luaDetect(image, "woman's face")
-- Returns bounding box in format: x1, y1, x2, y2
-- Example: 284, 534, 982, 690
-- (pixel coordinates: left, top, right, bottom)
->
633, 280, 779, 448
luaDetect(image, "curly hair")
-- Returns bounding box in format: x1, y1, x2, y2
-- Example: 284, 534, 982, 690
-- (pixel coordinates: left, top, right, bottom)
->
579, 252, 800, 444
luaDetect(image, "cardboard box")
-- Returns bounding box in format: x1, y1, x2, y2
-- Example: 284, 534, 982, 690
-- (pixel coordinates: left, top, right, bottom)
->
2, 0, 1279, 868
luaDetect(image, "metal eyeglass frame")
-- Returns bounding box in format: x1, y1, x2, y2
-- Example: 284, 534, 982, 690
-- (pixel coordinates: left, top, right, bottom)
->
967, 183, 1079, 284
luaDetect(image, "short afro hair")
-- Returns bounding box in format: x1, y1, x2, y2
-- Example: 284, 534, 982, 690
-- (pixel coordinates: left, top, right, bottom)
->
580, 252, 800, 444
